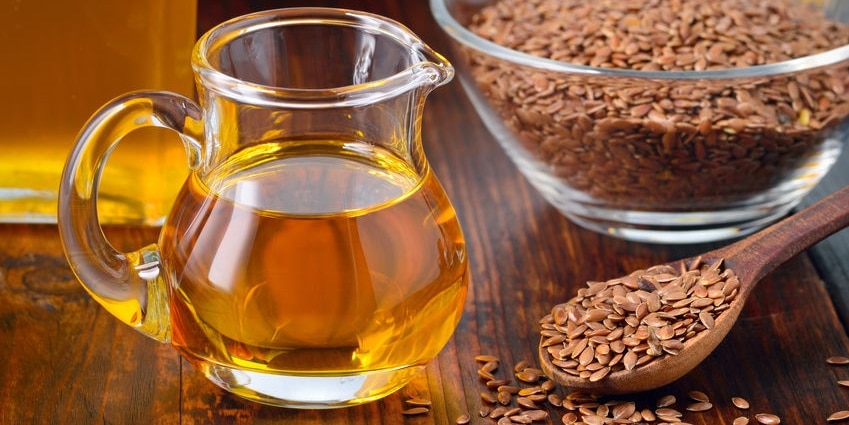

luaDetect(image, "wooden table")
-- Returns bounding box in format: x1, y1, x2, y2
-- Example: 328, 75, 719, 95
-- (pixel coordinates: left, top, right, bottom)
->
4, 0, 849, 423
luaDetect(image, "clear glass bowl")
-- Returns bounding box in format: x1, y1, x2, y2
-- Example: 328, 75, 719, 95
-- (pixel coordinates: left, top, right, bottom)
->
431, 0, 849, 243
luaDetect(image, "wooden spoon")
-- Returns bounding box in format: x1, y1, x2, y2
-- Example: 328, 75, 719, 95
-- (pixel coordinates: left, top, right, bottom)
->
539, 184, 849, 394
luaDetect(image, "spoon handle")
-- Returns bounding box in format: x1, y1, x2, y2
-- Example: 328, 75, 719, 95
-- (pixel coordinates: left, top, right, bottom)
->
717, 184, 849, 287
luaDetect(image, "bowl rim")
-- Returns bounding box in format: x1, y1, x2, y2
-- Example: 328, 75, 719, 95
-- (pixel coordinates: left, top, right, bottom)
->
430, 0, 849, 80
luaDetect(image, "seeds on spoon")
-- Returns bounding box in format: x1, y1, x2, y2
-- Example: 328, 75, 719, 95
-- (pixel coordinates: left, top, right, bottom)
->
539, 256, 737, 381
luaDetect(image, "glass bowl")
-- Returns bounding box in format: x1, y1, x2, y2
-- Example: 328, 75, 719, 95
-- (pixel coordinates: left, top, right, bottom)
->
431, 0, 849, 243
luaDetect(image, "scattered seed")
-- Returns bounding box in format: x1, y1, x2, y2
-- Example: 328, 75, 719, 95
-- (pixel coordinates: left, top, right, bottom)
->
839, 380, 849, 388
513, 360, 530, 372
516, 370, 541, 383
499, 385, 520, 394
525, 409, 549, 421
479, 406, 492, 417
516, 397, 538, 409
828, 356, 849, 365
688, 390, 710, 402
481, 361, 499, 373
732, 397, 751, 409
467, 353, 817, 425
657, 414, 683, 422
475, 355, 500, 363
489, 406, 509, 419
657, 394, 677, 408
481, 391, 498, 404
477, 369, 496, 381
497, 390, 512, 405
405, 398, 432, 407
656, 407, 683, 417
487, 379, 511, 389
828, 411, 849, 421
826, 410, 849, 422
503, 407, 521, 417
687, 402, 714, 412
582, 414, 606, 425
517, 386, 542, 397
402, 407, 429, 415
612, 401, 636, 419
734, 417, 750, 425
755, 413, 781, 424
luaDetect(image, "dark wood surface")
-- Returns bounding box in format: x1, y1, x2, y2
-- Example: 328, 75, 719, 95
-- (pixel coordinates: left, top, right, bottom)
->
3, 0, 849, 423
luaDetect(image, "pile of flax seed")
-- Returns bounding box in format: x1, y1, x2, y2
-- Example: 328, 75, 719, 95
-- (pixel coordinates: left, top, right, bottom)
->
455, 354, 849, 423
471, 354, 770, 424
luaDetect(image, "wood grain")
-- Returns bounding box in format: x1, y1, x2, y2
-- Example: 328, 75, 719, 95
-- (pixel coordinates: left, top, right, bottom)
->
1, 1, 849, 424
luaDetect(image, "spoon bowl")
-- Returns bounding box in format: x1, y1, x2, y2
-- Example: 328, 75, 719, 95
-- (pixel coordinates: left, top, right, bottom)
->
539, 184, 849, 394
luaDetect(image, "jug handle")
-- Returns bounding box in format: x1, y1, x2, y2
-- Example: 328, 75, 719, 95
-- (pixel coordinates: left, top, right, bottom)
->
58, 91, 203, 343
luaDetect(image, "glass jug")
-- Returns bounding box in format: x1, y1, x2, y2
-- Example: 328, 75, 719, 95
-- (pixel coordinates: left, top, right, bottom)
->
58, 8, 469, 409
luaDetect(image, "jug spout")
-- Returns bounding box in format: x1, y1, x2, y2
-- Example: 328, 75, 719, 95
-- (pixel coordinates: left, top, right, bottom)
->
189, 7, 456, 175
413, 43, 455, 90
58, 7, 469, 409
